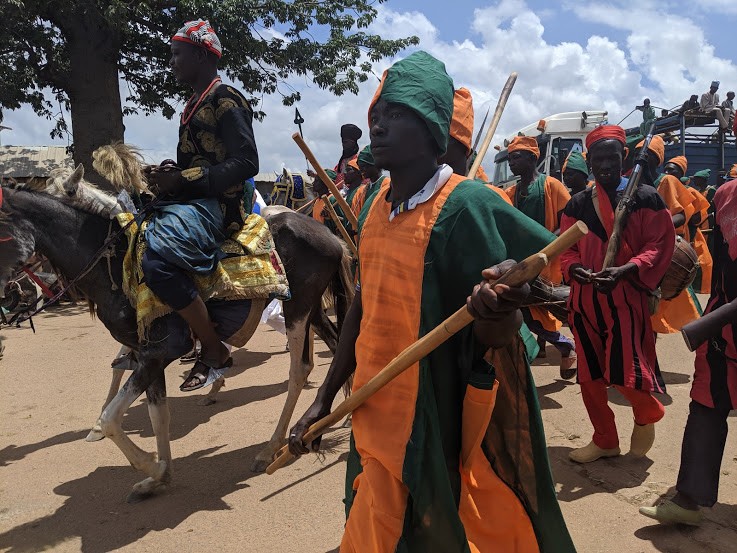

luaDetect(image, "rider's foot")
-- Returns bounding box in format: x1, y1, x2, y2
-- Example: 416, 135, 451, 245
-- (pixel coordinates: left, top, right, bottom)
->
180, 342, 230, 392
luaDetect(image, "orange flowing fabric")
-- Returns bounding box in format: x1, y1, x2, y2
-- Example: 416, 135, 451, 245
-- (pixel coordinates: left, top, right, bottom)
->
343, 174, 535, 552
652, 174, 701, 333
505, 176, 570, 331
688, 188, 713, 294
450, 88, 474, 153
312, 197, 326, 223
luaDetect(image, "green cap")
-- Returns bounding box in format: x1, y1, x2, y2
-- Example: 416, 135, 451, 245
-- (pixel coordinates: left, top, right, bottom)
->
564, 151, 588, 176
693, 169, 711, 179
323, 169, 337, 181
369, 51, 454, 154
357, 145, 375, 167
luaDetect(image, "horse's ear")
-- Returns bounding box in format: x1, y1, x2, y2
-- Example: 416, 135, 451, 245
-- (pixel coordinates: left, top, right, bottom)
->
63, 164, 84, 195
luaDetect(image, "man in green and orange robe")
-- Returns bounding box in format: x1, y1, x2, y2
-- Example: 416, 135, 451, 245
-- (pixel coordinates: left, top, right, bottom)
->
642, 147, 702, 333
504, 136, 576, 375
288, 51, 574, 552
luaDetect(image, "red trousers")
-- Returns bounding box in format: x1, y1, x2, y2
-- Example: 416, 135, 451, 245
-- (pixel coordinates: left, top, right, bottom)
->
580, 379, 665, 449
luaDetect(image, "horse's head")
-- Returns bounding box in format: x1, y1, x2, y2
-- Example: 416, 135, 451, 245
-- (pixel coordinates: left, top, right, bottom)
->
0, 187, 38, 294
45, 164, 122, 218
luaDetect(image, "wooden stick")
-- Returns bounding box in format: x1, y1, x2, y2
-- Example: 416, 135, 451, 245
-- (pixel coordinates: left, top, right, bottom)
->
292, 133, 359, 230
295, 197, 318, 214
266, 220, 588, 475
468, 72, 518, 179
321, 195, 359, 257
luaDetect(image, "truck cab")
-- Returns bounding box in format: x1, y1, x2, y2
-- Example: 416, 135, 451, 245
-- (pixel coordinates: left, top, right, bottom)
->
493, 110, 608, 188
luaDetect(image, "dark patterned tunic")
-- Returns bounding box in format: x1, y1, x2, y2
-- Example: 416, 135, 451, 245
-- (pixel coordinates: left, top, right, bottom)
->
177, 83, 259, 234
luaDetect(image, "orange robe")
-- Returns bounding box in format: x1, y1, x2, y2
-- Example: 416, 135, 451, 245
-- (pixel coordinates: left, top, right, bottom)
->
506, 175, 571, 331
651, 175, 701, 333
688, 187, 713, 294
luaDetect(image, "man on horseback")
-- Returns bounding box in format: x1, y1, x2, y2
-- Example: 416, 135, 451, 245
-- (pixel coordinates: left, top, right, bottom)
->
143, 19, 259, 391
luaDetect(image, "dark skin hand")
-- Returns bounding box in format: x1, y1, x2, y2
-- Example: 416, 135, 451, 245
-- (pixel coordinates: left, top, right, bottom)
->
568, 262, 637, 293
288, 260, 529, 456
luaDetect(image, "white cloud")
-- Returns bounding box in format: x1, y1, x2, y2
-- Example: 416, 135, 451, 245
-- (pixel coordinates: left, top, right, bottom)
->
3, 0, 736, 177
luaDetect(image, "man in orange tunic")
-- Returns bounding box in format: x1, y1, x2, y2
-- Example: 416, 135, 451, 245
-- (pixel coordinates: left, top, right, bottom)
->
288, 51, 574, 552
504, 136, 576, 377
642, 146, 702, 334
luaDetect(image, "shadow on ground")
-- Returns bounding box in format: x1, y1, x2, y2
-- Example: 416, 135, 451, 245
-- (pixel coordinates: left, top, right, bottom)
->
0, 443, 269, 553
549, 445, 654, 503
0, 430, 89, 467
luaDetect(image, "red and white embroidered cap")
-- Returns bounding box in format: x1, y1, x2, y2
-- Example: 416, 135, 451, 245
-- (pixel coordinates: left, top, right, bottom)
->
172, 19, 222, 58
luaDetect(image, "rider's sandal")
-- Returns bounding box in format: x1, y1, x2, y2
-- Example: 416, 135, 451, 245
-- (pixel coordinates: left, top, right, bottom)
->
180, 357, 233, 392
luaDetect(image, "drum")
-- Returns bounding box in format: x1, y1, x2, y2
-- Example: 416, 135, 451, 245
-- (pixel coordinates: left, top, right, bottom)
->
660, 236, 700, 300
526, 277, 570, 323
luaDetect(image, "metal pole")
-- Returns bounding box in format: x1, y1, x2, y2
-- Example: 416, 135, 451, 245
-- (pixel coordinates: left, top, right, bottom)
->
680, 114, 686, 157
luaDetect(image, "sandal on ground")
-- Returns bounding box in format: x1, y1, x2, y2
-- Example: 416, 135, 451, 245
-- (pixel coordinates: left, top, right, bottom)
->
179, 347, 200, 364
180, 357, 233, 393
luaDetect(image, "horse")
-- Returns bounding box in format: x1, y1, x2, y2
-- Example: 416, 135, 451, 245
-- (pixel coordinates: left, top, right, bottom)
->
0, 163, 353, 500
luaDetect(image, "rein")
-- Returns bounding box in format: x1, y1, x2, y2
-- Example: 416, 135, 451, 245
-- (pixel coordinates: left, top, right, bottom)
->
5, 199, 160, 330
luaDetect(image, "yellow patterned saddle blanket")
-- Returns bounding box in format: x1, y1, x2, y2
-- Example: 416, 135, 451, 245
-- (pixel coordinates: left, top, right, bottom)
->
116, 212, 290, 339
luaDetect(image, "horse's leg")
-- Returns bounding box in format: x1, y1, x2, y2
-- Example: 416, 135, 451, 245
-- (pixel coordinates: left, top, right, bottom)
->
128, 373, 172, 502
251, 315, 313, 472
86, 345, 133, 442
99, 359, 170, 495
197, 376, 226, 406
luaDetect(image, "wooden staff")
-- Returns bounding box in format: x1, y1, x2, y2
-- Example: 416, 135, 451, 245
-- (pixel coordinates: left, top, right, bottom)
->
292, 133, 359, 230
321, 195, 359, 257
468, 72, 518, 179
266, 220, 588, 475
295, 197, 318, 214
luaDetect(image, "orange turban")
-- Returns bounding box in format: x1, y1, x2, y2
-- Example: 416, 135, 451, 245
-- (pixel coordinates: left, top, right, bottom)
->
347, 158, 360, 170
667, 156, 688, 174
636, 135, 665, 165
508, 136, 540, 159
450, 88, 474, 154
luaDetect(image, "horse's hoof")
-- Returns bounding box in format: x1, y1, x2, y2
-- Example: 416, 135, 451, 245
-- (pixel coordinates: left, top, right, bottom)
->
250, 458, 271, 473
126, 477, 168, 504
85, 426, 105, 442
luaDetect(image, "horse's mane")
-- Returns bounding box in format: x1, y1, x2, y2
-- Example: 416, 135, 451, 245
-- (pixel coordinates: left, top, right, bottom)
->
92, 143, 148, 194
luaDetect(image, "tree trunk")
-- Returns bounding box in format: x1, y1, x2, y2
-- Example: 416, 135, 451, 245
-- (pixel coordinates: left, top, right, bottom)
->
66, 18, 124, 191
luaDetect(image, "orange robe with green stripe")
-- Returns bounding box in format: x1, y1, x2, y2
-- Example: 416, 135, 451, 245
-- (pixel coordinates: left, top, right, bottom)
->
505, 175, 571, 332
651, 175, 702, 333
688, 187, 713, 294
343, 173, 575, 553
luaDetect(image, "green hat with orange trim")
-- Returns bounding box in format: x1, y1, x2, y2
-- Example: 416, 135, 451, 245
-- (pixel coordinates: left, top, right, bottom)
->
368, 51, 454, 154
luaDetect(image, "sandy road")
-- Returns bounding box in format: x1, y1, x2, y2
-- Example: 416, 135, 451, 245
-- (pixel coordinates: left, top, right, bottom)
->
0, 302, 735, 552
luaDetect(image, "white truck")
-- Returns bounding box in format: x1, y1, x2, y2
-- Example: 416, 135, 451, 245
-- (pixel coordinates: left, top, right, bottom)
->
492, 110, 608, 188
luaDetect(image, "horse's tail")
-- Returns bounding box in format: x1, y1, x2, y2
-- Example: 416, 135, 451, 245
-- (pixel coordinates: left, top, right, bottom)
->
92, 142, 148, 193
324, 239, 355, 398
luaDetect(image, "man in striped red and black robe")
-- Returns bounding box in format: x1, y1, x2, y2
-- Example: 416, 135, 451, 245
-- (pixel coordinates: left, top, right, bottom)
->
640, 177, 737, 526
559, 125, 675, 464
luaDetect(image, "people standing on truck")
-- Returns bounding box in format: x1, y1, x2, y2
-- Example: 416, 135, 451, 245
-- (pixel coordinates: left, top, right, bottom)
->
680, 95, 699, 114
700, 81, 729, 131
504, 136, 577, 378
637, 98, 656, 136
721, 91, 735, 128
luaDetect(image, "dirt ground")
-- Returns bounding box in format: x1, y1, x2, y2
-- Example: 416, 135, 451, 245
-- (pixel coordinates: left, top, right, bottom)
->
1, 301, 736, 553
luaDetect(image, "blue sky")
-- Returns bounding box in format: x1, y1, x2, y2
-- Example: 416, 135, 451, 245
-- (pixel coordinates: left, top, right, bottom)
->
2, 0, 737, 174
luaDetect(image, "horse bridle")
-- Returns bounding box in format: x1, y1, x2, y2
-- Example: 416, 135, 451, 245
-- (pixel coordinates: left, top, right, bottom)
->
4, 199, 161, 330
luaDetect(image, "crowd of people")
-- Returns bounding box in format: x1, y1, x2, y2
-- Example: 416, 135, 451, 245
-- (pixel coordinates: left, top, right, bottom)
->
120, 16, 735, 552
638, 80, 737, 136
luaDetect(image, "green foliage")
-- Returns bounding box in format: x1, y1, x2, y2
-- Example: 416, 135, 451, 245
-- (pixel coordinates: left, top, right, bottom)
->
0, 0, 418, 132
